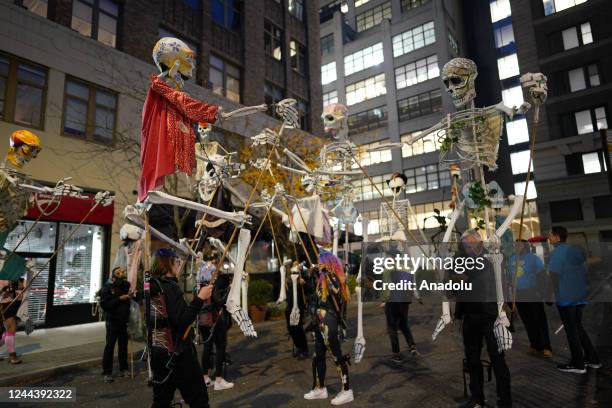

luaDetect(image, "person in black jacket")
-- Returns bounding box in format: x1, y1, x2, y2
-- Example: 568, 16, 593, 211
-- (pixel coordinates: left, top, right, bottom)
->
453, 230, 511, 408
197, 253, 233, 391
100, 266, 131, 383
148, 248, 212, 408
285, 261, 311, 360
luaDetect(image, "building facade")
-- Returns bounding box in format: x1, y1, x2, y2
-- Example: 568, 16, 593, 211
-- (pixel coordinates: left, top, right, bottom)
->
1, 1, 319, 327
318, 0, 469, 238
506, 0, 612, 249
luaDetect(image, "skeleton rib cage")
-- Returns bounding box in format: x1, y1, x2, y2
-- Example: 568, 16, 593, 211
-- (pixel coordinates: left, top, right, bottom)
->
436, 107, 503, 171
379, 200, 413, 238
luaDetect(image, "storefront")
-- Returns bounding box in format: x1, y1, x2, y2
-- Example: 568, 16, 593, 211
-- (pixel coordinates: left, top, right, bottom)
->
6, 193, 114, 328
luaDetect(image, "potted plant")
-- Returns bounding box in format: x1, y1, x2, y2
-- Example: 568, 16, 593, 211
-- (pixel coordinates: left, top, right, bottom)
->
248, 279, 273, 323
266, 301, 286, 321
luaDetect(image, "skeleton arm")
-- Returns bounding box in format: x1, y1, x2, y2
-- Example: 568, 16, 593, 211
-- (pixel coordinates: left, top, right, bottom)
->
275, 263, 288, 304
221, 180, 287, 219
353, 219, 368, 363
219, 104, 268, 121
289, 273, 300, 326
145, 190, 251, 227
124, 212, 191, 257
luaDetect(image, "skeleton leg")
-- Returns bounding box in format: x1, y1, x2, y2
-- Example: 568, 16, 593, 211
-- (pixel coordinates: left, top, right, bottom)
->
145, 191, 251, 227
225, 229, 257, 337
289, 274, 300, 326
353, 219, 367, 364
275, 263, 287, 304
125, 213, 191, 257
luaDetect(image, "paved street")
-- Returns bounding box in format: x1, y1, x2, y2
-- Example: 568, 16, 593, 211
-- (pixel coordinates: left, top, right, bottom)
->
7, 302, 612, 408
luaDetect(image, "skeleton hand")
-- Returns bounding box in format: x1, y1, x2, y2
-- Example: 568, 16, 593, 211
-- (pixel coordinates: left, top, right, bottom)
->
516, 101, 532, 116
494, 312, 513, 352
520, 72, 548, 105
251, 128, 279, 147
289, 273, 300, 326
275, 99, 300, 129
432, 302, 452, 341
353, 336, 366, 364
52, 178, 85, 198
94, 191, 114, 206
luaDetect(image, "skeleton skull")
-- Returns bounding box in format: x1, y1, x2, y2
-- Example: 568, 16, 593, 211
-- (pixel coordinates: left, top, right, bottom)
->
7, 129, 41, 169
442, 58, 478, 108
153, 37, 196, 90
321, 103, 348, 139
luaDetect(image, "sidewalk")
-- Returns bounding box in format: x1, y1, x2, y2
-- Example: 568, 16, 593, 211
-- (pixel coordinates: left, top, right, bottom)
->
0, 322, 144, 386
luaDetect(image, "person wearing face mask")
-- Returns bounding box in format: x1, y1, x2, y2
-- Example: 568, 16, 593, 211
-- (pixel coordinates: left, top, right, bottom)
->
100, 267, 132, 382
148, 248, 213, 408
453, 230, 512, 408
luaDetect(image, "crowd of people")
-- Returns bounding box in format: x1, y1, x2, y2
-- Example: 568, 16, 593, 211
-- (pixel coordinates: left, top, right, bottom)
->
92, 224, 602, 408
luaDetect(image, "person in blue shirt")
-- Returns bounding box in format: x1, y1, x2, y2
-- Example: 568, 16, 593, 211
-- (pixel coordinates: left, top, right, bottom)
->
508, 240, 552, 357
548, 226, 600, 374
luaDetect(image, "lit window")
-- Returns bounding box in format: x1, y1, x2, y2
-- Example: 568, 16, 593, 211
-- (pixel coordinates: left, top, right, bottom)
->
510, 150, 531, 174
22, 0, 48, 18
348, 106, 388, 136
404, 164, 450, 193
401, 130, 440, 157
595, 107, 608, 130
345, 73, 386, 106
582, 152, 602, 174
321, 62, 337, 85
494, 23, 515, 48
575, 109, 593, 134
344, 43, 384, 76
514, 181, 537, 200
71, 0, 119, 48
502, 86, 524, 108
580, 22, 593, 44
497, 54, 520, 80
356, 2, 392, 32
355, 0, 371, 6
323, 90, 338, 108
568, 68, 586, 92
290, 40, 307, 75
400, 0, 430, 13
63, 77, 117, 144
288, 0, 304, 21
543, 0, 588, 16
392, 22, 436, 57
354, 140, 393, 167
395, 55, 439, 90
562, 27, 579, 50
209, 55, 241, 103
506, 118, 529, 145
490, 0, 511, 23
264, 20, 283, 61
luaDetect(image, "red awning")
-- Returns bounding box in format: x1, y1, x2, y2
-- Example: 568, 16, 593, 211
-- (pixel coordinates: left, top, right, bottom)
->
26, 192, 115, 225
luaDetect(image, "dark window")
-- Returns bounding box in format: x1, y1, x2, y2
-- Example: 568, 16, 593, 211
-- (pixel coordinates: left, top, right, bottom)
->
565, 151, 606, 175
565, 154, 583, 175
17, 0, 48, 18
0, 53, 47, 129
321, 34, 334, 55
290, 40, 307, 75
63, 77, 117, 144
550, 199, 583, 222
209, 55, 241, 103
347, 106, 388, 136
264, 82, 285, 119
71, 0, 119, 48
397, 89, 442, 121
288, 0, 304, 22
162, 0, 202, 38
211, 0, 241, 32
400, 0, 429, 12
319, 0, 347, 24
594, 195, 612, 219
294, 97, 309, 130
264, 20, 283, 61
404, 162, 450, 193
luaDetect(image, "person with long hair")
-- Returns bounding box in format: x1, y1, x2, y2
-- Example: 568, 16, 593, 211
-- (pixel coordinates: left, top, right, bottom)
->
0, 279, 24, 364
148, 248, 212, 408
303, 251, 353, 405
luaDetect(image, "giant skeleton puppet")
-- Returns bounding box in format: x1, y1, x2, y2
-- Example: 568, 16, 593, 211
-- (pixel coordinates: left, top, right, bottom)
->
0, 130, 113, 333
404, 58, 548, 351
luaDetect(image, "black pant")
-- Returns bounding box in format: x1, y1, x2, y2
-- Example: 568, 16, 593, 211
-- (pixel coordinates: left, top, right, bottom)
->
557, 304, 599, 368
151, 346, 209, 408
199, 320, 227, 377
516, 302, 551, 351
384, 302, 415, 353
462, 313, 512, 407
312, 309, 349, 391
285, 303, 308, 354
102, 322, 128, 375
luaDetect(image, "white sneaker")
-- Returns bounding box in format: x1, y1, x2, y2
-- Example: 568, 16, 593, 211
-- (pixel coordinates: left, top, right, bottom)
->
331, 389, 354, 405
214, 378, 234, 391
303, 387, 328, 400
